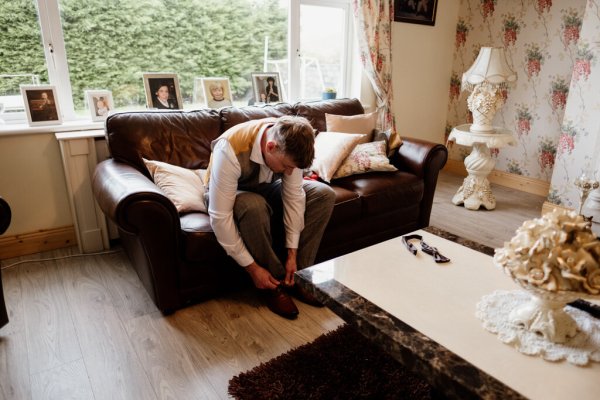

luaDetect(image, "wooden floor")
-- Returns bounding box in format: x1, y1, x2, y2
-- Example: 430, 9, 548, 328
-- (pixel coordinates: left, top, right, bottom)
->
0, 171, 545, 400
431, 171, 546, 249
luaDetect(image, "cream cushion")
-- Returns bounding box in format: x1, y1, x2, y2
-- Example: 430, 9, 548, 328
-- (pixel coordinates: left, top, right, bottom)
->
325, 111, 377, 143
143, 158, 207, 213
310, 132, 365, 183
333, 140, 397, 179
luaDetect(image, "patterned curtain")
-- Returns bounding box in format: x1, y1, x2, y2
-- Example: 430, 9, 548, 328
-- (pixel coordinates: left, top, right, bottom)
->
352, 0, 401, 150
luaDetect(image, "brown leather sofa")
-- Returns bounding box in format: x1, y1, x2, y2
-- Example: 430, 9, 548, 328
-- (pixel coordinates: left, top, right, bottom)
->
92, 98, 448, 314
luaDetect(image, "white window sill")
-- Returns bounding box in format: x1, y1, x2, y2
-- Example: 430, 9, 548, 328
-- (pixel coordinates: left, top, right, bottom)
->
0, 119, 104, 137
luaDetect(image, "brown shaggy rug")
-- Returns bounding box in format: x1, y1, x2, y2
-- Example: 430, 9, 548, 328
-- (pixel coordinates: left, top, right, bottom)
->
228, 324, 432, 400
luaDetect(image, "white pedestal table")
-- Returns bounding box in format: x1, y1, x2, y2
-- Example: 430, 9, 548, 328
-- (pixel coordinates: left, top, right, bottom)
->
448, 124, 516, 210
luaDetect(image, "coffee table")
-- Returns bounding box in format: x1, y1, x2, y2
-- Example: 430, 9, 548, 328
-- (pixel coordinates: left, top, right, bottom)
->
296, 227, 600, 400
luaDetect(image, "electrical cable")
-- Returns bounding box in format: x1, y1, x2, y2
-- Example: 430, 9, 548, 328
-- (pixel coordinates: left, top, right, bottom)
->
0, 248, 123, 270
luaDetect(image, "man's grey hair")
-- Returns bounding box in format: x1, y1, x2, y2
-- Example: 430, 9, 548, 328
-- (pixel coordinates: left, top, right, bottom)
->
269, 116, 315, 169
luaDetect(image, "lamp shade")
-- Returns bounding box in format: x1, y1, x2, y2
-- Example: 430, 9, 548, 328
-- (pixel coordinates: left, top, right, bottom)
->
461, 47, 517, 90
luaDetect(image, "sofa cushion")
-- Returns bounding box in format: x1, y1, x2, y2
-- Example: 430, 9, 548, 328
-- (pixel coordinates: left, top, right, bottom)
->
333, 171, 423, 217
179, 183, 361, 229
180, 213, 228, 262
294, 98, 365, 132
327, 185, 361, 228
311, 132, 365, 183
332, 140, 397, 180
106, 109, 221, 173
220, 103, 294, 132
325, 111, 377, 142
143, 158, 207, 213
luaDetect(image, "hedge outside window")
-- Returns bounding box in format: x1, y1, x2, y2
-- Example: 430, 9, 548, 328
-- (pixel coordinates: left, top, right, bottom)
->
0, 0, 354, 123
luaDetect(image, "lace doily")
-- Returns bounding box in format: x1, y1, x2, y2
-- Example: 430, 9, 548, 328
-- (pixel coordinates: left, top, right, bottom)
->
476, 290, 600, 366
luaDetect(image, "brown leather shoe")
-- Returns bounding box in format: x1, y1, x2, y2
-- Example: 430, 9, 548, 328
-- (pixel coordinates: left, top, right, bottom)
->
261, 287, 299, 319
288, 284, 324, 307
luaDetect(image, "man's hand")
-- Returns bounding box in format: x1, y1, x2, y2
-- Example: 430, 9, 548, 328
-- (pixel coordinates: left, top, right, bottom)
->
245, 262, 280, 289
284, 248, 298, 286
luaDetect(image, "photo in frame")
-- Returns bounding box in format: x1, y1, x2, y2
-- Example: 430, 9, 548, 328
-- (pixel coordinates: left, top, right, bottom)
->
201, 77, 233, 109
251, 72, 283, 104
394, 0, 438, 26
85, 90, 113, 121
142, 73, 183, 110
20, 85, 62, 126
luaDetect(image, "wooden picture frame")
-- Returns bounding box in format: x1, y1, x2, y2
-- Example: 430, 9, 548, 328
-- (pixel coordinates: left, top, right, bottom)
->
394, 0, 438, 26
142, 73, 183, 110
85, 90, 113, 121
251, 72, 283, 104
20, 85, 62, 126
201, 77, 233, 109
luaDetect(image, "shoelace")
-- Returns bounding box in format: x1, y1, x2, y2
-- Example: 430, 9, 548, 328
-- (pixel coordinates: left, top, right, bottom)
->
401, 234, 451, 263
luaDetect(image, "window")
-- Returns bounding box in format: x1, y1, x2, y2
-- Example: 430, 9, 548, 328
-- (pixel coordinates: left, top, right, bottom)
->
0, 0, 355, 124
0, 0, 48, 121
289, 0, 353, 101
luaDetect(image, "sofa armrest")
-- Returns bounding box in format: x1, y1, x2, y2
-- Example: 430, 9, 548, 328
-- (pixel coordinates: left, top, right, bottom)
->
393, 137, 448, 227
393, 137, 447, 178
92, 159, 179, 233
92, 159, 182, 313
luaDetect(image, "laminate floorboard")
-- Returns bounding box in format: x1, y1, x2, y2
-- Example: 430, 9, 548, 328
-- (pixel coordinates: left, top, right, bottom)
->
431, 171, 545, 249
55, 248, 158, 400
30, 358, 94, 400
0, 266, 31, 400
0, 170, 545, 399
19, 254, 81, 375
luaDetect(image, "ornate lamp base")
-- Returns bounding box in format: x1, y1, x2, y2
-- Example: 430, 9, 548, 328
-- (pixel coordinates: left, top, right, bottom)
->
448, 125, 516, 211
452, 143, 496, 210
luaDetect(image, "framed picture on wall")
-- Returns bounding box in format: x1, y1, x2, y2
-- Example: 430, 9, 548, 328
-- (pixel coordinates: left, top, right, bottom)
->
85, 90, 113, 121
251, 72, 283, 104
142, 73, 183, 110
20, 85, 62, 126
394, 0, 438, 26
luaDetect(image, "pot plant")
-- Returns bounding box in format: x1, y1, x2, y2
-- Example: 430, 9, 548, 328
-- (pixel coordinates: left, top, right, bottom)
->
322, 87, 337, 100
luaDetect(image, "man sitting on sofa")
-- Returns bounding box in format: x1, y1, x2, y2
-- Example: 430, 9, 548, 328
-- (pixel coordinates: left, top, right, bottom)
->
205, 116, 335, 319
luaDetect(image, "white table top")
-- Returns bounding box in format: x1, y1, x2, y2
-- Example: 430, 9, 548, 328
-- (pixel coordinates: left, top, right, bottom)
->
448, 124, 516, 147
298, 229, 600, 399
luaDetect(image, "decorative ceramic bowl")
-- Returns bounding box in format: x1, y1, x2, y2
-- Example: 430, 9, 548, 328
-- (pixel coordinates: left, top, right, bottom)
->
493, 209, 600, 343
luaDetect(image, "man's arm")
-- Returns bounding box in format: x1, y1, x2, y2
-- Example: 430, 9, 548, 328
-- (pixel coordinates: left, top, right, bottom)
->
208, 140, 254, 267
281, 169, 306, 285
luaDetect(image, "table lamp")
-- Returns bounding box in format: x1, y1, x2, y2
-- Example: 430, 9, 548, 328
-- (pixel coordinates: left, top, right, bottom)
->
462, 47, 517, 132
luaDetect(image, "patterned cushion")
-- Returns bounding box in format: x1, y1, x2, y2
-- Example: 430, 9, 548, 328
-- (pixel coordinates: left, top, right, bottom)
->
333, 141, 397, 179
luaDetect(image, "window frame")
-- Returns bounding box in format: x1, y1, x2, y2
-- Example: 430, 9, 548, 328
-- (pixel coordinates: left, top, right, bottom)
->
289, 0, 354, 101
36, 0, 76, 120
31, 0, 355, 123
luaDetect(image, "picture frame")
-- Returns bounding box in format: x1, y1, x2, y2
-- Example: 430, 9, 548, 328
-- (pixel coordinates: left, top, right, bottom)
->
20, 85, 62, 126
201, 77, 233, 109
142, 73, 183, 110
251, 72, 283, 104
394, 0, 438, 26
85, 90, 113, 122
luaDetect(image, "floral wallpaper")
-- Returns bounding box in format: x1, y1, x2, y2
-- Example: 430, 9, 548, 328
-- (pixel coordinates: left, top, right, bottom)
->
549, 0, 600, 208
446, 0, 587, 184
